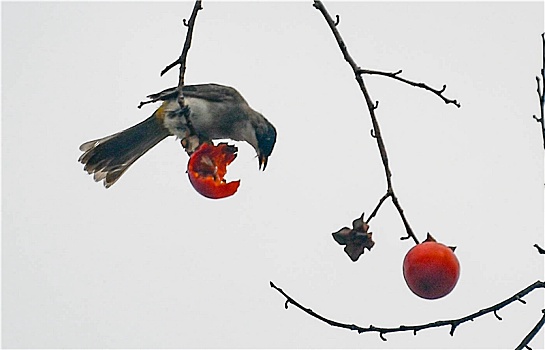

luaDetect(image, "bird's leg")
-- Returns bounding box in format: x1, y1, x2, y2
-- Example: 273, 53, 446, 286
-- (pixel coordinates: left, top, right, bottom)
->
181, 135, 202, 155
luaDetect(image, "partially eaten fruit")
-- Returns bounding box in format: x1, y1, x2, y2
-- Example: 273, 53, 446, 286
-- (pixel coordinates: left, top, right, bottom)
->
187, 143, 240, 199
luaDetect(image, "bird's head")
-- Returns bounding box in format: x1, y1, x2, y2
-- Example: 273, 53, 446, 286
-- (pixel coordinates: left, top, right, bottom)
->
254, 113, 277, 171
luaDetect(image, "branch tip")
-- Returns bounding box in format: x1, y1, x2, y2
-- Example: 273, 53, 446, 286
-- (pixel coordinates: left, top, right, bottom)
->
138, 99, 156, 109
494, 310, 502, 321
534, 244, 545, 254
357, 68, 460, 107
449, 323, 457, 336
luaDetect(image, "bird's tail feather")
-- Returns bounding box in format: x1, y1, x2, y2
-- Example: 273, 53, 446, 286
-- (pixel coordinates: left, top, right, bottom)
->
79, 112, 170, 188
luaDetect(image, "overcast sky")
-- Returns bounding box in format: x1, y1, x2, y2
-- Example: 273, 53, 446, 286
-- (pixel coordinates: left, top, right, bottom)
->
2, 1, 544, 349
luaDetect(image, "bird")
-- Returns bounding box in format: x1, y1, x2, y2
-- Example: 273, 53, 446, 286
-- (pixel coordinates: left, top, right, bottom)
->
78, 83, 277, 188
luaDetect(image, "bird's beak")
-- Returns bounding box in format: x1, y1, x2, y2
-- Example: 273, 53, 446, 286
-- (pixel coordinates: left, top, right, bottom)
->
259, 154, 268, 171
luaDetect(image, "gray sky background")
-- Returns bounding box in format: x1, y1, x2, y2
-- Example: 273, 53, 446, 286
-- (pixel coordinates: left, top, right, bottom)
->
2, 1, 544, 349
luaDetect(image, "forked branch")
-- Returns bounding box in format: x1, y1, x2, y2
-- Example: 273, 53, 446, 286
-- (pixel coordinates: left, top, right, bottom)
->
139, 0, 203, 109
136, 0, 203, 152
357, 68, 461, 108
313, 0, 425, 245
161, 0, 203, 85
274, 3, 544, 349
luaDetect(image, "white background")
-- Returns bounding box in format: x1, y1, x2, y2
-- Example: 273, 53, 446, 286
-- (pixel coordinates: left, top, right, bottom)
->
2, 2, 544, 349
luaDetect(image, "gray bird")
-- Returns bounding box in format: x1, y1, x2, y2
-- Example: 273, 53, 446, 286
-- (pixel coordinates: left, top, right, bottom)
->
78, 83, 277, 188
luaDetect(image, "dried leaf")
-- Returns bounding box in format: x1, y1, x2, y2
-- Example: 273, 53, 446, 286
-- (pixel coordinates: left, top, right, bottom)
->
332, 213, 375, 262
344, 242, 365, 262
332, 227, 352, 245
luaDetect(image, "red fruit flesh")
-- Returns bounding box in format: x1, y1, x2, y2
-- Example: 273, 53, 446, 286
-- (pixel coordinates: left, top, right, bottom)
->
187, 143, 240, 199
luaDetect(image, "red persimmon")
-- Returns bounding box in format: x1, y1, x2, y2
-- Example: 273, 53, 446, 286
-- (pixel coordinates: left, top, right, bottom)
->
187, 143, 240, 199
403, 234, 460, 300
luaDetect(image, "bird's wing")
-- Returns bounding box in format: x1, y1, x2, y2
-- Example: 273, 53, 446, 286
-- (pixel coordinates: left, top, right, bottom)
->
182, 84, 244, 103
147, 84, 245, 103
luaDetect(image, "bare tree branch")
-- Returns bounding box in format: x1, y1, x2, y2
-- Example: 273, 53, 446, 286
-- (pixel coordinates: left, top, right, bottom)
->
366, 191, 391, 223
313, 0, 420, 245
270, 280, 545, 341
136, 0, 203, 153
161, 0, 203, 85
357, 68, 461, 108
274, 5, 543, 346
533, 33, 545, 149
138, 0, 203, 109
515, 309, 545, 350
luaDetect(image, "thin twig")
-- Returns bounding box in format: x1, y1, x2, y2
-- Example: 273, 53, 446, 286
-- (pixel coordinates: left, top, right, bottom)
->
366, 191, 391, 223
533, 33, 545, 149
138, 1, 203, 110
534, 244, 545, 254
160, 0, 203, 84
358, 68, 461, 108
172, 0, 203, 143
390, 194, 418, 242
270, 280, 545, 341
313, 0, 419, 245
138, 0, 202, 145
515, 309, 545, 350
